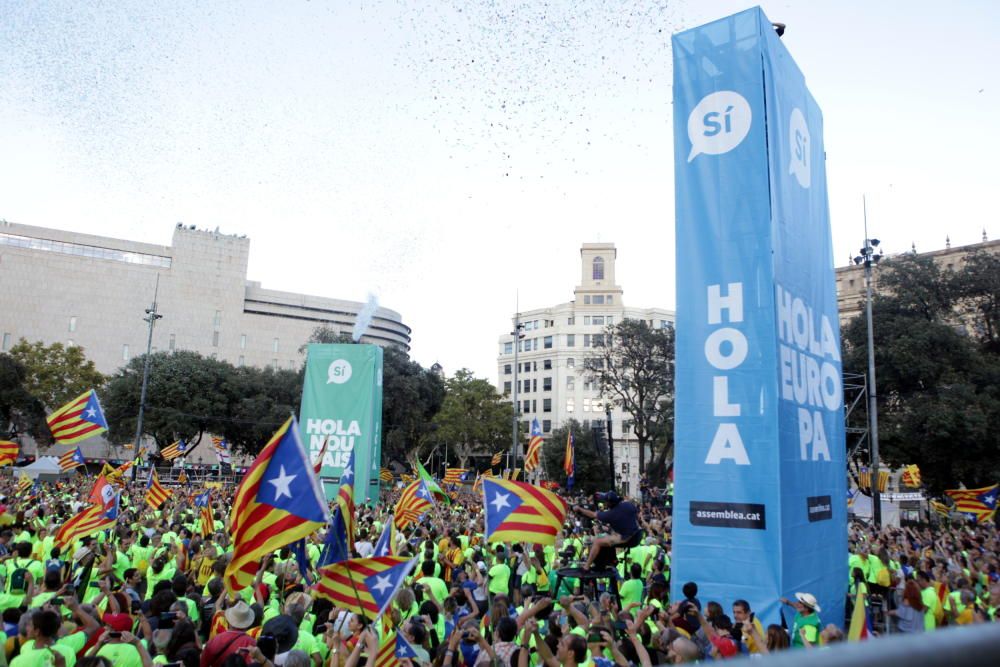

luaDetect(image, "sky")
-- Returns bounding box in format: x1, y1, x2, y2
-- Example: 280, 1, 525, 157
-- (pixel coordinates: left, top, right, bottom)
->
2, 1, 998, 381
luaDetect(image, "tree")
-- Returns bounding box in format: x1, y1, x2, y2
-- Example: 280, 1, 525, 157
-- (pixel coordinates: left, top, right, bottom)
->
7, 339, 106, 409
433, 369, 513, 468
842, 253, 1000, 492
221, 365, 305, 455
0, 353, 49, 443
584, 319, 675, 483
541, 419, 609, 495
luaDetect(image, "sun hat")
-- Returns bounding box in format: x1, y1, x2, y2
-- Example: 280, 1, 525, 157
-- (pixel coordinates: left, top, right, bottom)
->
224, 601, 255, 630
795, 592, 821, 612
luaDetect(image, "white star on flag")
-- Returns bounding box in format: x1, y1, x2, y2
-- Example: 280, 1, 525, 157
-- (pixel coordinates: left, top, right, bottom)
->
268, 465, 296, 500
341, 467, 353, 481
490, 492, 511, 512
416, 485, 429, 499
372, 574, 393, 594
85, 407, 96, 418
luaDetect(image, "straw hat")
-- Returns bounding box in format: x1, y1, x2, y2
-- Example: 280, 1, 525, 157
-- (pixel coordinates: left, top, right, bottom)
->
224, 601, 255, 630
795, 592, 821, 613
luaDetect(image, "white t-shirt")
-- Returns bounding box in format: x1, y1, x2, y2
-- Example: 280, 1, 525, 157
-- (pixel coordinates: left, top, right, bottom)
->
355, 541, 374, 558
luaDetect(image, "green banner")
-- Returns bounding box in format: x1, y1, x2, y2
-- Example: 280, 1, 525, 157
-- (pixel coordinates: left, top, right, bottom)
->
298, 344, 383, 503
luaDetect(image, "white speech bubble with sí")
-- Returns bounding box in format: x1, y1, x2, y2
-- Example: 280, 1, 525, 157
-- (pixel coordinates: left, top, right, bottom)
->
788, 107, 811, 189
687, 91, 752, 162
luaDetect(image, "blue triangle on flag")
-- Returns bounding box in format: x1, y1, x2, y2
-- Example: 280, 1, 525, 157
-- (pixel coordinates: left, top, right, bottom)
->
483, 479, 523, 535
364, 560, 411, 613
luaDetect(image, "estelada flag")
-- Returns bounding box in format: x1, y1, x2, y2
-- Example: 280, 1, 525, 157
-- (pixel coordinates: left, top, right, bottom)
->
145, 469, 172, 509
313, 556, 417, 620
0, 440, 19, 467
46, 389, 108, 444
393, 480, 434, 530
524, 418, 543, 472
443, 468, 468, 485
59, 447, 86, 471
901, 465, 921, 488
224, 416, 330, 593
483, 477, 567, 546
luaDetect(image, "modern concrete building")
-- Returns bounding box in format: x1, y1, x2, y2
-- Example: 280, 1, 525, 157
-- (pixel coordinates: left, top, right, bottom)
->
496, 243, 675, 494
0, 220, 412, 460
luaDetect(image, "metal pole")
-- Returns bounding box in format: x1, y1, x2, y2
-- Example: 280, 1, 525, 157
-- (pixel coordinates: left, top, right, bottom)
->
131, 276, 163, 481
605, 404, 615, 491
511, 308, 521, 469
863, 197, 882, 528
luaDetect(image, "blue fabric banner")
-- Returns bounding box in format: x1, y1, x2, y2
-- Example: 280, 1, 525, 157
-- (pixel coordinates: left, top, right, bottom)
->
671, 7, 847, 627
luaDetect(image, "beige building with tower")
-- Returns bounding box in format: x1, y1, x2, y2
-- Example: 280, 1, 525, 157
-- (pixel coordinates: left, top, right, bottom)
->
496, 243, 675, 494
0, 220, 411, 461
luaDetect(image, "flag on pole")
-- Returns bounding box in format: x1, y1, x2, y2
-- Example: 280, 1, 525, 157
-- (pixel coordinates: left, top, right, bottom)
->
88, 475, 117, 511
313, 556, 417, 620
373, 517, 397, 557
563, 432, 575, 490
336, 449, 357, 553
901, 465, 921, 488
160, 440, 186, 461
312, 436, 329, 475
847, 590, 873, 640
46, 389, 108, 444
318, 508, 352, 568
379, 468, 393, 483
929, 499, 950, 518
415, 460, 449, 504
58, 447, 86, 472
443, 468, 468, 485
524, 418, 543, 472
0, 440, 18, 467
858, 466, 871, 490
16, 473, 31, 493
54, 496, 119, 548
945, 485, 998, 515
482, 478, 567, 546
145, 470, 172, 509
491, 452, 503, 467
194, 490, 213, 537
225, 416, 330, 593
212, 436, 232, 466
393, 480, 434, 530
374, 632, 399, 667
290, 538, 313, 586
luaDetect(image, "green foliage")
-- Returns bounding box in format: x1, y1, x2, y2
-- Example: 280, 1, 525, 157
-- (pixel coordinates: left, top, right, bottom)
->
541, 419, 609, 495
433, 369, 513, 467
7, 339, 106, 409
585, 319, 675, 482
381, 347, 445, 465
0, 354, 48, 442
843, 252, 1000, 492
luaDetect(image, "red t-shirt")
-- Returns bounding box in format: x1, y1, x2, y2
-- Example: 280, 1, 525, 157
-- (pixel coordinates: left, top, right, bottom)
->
711, 635, 738, 658
201, 630, 256, 667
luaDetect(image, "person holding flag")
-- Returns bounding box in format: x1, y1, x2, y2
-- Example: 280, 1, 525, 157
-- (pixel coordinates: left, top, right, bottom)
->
564, 431, 575, 489
524, 418, 543, 473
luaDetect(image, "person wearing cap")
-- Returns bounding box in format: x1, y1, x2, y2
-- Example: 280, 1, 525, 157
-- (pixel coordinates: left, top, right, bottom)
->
779, 593, 821, 647
200, 600, 257, 666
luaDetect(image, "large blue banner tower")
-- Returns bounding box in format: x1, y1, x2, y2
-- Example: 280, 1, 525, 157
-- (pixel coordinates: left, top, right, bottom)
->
671, 7, 847, 626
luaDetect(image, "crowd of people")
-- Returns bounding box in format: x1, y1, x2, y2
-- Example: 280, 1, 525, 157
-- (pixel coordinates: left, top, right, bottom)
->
0, 472, 995, 667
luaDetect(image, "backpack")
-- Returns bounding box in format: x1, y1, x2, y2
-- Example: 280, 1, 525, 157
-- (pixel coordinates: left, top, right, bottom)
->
9, 561, 30, 593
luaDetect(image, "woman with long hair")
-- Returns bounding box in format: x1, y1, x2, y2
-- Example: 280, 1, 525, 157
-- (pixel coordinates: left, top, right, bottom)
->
889, 580, 926, 633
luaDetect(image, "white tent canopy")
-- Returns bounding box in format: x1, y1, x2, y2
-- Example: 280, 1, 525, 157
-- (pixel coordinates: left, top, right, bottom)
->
12, 456, 69, 480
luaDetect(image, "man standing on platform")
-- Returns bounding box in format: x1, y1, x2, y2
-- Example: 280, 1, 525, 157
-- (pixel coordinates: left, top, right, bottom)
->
571, 491, 640, 570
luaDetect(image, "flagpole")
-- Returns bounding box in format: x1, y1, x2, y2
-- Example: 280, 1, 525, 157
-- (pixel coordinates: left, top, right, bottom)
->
131, 275, 163, 482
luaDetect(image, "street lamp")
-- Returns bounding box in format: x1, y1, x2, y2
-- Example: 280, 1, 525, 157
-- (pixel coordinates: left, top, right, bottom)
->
131, 277, 163, 481
852, 197, 883, 527
510, 317, 525, 468
605, 403, 615, 491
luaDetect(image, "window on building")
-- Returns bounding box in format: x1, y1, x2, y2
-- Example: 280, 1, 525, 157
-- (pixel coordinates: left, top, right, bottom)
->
0, 232, 172, 267
584, 316, 591, 325
583, 419, 590, 429
504, 342, 513, 354
240, 334, 247, 349
543, 335, 553, 349
566, 398, 575, 412
622, 420, 632, 434
592, 316, 604, 326
593, 398, 604, 412
272, 358, 279, 368
543, 377, 552, 391
212, 331, 220, 347
606, 316, 613, 325
68, 316, 77, 332
567, 357, 575, 368
567, 317, 575, 325
584, 334, 591, 347
567, 376, 575, 390
523, 400, 531, 413
543, 399, 552, 413
1, 333, 10, 351
607, 295, 613, 304
272, 338, 280, 353
532, 400, 537, 412
543, 359, 552, 370
584, 295, 591, 305
533, 361, 538, 371
238, 356, 245, 367
504, 364, 512, 375
583, 398, 591, 412
593, 334, 605, 347
542, 419, 551, 433
532, 379, 537, 392
213, 310, 222, 327
503, 381, 511, 394
593, 295, 604, 305
592, 256, 605, 280
567, 334, 575, 347
169, 334, 176, 351
584, 380, 593, 391
122, 344, 130, 362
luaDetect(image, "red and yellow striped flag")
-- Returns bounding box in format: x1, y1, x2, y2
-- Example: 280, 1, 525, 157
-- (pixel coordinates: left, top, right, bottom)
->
313, 556, 417, 620
379, 468, 393, 483
901, 465, 921, 488
393, 480, 433, 530
46, 389, 108, 444
443, 468, 467, 485
58, 447, 86, 471
54, 503, 117, 548
524, 419, 543, 473
483, 478, 567, 546
491, 451, 503, 467
159, 440, 185, 460
224, 417, 329, 593
0, 440, 18, 467
145, 469, 172, 509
